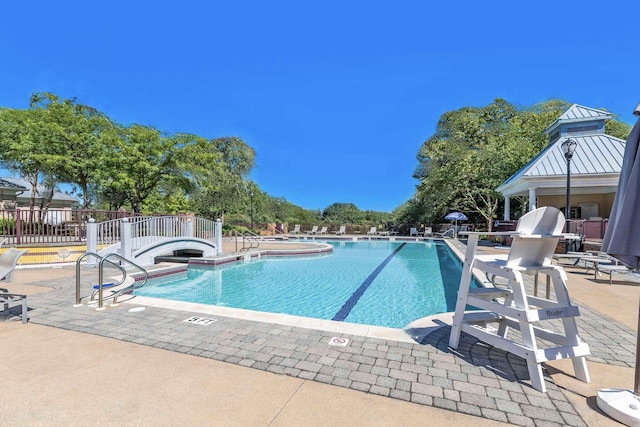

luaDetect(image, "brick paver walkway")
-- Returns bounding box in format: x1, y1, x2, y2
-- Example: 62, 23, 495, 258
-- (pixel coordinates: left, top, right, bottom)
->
16, 258, 635, 427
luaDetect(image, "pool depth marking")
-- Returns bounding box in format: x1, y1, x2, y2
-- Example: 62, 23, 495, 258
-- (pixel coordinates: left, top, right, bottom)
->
332, 243, 407, 321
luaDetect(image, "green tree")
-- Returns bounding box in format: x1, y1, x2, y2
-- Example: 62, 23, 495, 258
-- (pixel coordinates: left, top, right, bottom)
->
413, 99, 572, 229
0, 106, 59, 216
27, 92, 116, 209
605, 117, 631, 140
100, 124, 183, 213
322, 203, 361, 223
178, 136, 255, 219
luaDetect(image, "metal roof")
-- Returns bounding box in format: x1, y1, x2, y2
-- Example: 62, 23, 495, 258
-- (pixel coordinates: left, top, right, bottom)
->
544, 104, 612, 134
496, 134, 625, 195
1, 177, 78, 202
525, 134, 624, 177
0, 178, 28, 191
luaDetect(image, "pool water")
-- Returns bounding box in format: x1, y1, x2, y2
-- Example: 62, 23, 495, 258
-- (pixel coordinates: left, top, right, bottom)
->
135, 240, 476, 328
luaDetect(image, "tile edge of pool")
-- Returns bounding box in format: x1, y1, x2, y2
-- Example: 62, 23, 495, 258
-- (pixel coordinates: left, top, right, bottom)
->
126, 295, 454, 344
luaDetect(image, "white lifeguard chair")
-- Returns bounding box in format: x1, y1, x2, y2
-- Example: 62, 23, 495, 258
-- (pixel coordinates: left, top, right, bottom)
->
449, 207, 590, 392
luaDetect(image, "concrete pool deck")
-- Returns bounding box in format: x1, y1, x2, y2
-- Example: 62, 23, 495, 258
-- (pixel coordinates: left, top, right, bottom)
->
0, 239, 637, 426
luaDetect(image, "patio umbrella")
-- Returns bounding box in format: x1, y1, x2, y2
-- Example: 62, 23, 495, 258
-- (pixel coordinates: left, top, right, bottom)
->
445, 212, 468, 238
597, 104, 640, 425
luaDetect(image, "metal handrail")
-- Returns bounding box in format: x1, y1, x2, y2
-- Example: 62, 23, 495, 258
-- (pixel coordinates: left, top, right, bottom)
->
98, 253, 148, 308
89, 256, 129, 301
74, 252, 148, 309
230, 229, 260, 253
241, 230, 260, 252
75, 252, 120, 306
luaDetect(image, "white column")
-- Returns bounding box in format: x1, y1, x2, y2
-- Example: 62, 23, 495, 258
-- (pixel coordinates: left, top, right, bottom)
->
121, 218, 132, 261
504, 197, 511, 221
85, 218, 98, 267
185, 219, 193, 237
215, 218, 223, 255
528, 188, 537, 211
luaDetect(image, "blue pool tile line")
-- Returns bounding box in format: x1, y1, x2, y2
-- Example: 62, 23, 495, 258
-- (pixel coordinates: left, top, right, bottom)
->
332, 243, 406, 321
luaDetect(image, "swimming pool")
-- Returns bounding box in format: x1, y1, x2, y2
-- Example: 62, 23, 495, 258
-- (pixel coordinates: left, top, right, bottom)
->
135, 240, 476, 328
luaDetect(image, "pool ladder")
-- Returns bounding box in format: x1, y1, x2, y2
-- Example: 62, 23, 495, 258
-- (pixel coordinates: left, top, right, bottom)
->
230, 230, 260, 253
75, 252, 149, 310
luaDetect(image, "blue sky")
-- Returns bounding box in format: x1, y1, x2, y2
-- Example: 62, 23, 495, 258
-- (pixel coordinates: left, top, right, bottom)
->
1, 1, 638, 212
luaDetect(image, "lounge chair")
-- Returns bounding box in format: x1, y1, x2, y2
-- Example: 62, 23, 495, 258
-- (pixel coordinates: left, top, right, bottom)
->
333, 225, 346, 235
317, 226, 328, 235
0, 248, 28, 282
423, 227, 433, 237
410, 227, 419, 237
290, 224, 301, 234
305, 225, 318, 235
553, 251, 594, 266
438, 228, 454, 238
366, 227, 377, 235
595, 263, 630, 285
0, 248, 29, 324
1, 288, 28, 324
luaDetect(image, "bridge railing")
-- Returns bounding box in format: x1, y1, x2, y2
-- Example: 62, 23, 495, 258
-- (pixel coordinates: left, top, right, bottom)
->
129, 216, 190, 252
97, 218, 122, 247
86, 215, 222, 266
193, 217, 217, 241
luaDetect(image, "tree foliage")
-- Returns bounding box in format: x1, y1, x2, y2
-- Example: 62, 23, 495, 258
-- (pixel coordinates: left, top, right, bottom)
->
409, 99, 611, 230
99, 124, 187, 213
406, 99, 632, 230
28, 92, 115, 209
0, 106, 52, 210
178, 136, 256, 219
8, 92, 625, 232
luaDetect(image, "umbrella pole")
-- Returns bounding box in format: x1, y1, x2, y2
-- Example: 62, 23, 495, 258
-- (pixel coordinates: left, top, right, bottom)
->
619, 288, 639, 393
596, 296, 640, 427
596, 106, 640, 424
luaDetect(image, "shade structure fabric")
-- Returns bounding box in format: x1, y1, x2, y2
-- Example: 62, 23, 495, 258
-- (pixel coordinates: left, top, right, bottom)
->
598, 114, 640, 423
445, 212, 468, 221
602, 118, 640, 269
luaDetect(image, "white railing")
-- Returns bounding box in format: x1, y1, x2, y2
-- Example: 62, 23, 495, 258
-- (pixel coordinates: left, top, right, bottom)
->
94, 216, 218, 249
129, 216, 191, 252
97, 218, 122, 246
193, 217, 217, 241
87, 215, 222, 266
